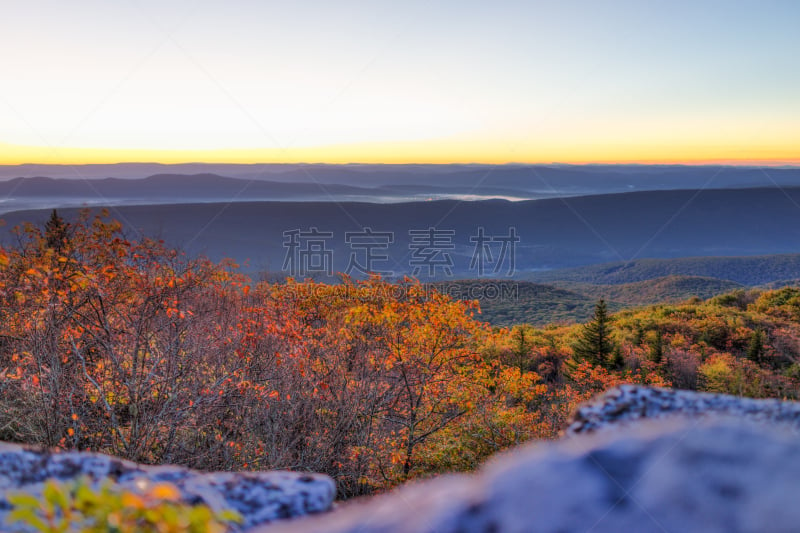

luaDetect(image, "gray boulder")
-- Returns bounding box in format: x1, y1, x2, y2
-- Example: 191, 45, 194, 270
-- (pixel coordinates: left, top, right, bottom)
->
566, 384, 800, 434
0, 442, 335, 531
261, 393, 800, 532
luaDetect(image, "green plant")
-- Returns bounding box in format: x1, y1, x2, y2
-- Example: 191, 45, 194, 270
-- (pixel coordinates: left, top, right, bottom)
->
572, 299, 615, 368
6, 477, 240, 533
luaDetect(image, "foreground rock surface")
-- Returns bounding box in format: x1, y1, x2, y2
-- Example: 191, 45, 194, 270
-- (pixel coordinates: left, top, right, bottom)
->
567, 384, 800, 434
0, 442, 335, 531
262, 395, 800, 532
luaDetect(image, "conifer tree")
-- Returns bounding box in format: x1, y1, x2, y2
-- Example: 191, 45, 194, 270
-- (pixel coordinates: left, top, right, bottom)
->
648, 329, 664, 364
509, 325, 533, 373
747, 328, 766, 363
44, 209, 69, 253
611, 345, 625, 370
572, 299, 614, 368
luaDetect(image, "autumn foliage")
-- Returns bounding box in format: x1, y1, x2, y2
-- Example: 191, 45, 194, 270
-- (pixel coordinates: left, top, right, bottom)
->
1, 212, 798, 498
0, 212, 544, 496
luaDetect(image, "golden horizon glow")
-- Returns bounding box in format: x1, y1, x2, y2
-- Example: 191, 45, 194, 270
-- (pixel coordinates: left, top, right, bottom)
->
1, 140, 798, 168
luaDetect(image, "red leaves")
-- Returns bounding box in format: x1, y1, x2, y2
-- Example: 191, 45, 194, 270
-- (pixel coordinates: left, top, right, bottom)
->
0, 213, 717, 497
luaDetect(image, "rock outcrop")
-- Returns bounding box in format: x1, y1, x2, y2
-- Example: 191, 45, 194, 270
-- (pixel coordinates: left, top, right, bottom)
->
0, 442, 335, 531
566, 384, 800, 435
261, 388, 800, 533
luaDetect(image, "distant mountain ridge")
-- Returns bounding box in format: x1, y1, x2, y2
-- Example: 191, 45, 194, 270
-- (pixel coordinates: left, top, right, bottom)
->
1, 163, 799, 200
528, 254, 800, 286
0, 172, 561, 214
2, 187, 800, 278
0, 174, 373, 200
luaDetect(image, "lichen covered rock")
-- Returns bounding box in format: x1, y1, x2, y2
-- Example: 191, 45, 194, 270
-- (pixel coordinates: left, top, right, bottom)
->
566, 384, 800, 435
0, 442, 335, 531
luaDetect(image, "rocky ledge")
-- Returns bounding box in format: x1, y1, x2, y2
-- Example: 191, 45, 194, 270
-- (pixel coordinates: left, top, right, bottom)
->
0, 442, 335, 531
566, 384, 800, 434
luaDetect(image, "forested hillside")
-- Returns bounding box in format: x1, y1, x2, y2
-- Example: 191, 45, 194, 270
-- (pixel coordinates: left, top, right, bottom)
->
1, 212, 799, 502
443, 276, 745, 326
430, 280, 607, 326
529, 255, 800, 285
552, 276, 744, 306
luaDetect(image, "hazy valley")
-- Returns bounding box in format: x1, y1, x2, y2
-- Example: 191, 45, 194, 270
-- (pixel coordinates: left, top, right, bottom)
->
3, 164, 800, 330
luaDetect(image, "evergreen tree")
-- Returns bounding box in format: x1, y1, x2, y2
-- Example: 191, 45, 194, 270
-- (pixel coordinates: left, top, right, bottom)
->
632, 321, 644, 346
611, 345, 625, 370
44, 209, 69, 253
572, 299, 614, 368
747, 329, 766, 363
509, 325, 532, 373
648, 329, 664, 364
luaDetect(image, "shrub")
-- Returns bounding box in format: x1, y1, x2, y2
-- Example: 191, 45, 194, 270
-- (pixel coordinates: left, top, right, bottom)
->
6, 478, 240, 533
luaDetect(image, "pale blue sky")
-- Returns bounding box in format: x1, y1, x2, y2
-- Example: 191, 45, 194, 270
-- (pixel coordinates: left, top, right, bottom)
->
1, 1, 798, 163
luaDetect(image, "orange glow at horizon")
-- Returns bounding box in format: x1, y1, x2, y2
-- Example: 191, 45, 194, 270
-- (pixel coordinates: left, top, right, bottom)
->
1, 140, 798, 167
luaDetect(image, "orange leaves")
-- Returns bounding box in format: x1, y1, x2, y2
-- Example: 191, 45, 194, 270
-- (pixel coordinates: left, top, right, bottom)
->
0, 212, 692, 495
164, 307, 185, 320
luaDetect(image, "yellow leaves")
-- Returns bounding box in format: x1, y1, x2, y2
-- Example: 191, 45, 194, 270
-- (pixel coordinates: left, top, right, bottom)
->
698, 353, 736, 393
9, 478, 240, 533
105, 391, 120, 405
120, 491, 145, 509
69, 275, 90, 292
0, 223, 517, 495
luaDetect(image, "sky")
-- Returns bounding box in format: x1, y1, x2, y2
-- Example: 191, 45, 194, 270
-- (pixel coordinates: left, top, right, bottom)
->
0, 0, 798, 165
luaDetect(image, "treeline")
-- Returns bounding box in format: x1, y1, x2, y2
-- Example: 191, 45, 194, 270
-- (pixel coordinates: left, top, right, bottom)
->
518, 289, 800, 400
431, 279, 604, 327
444, 276, 746, 327
0, 211, 798, 499
528, 254, 800, 286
